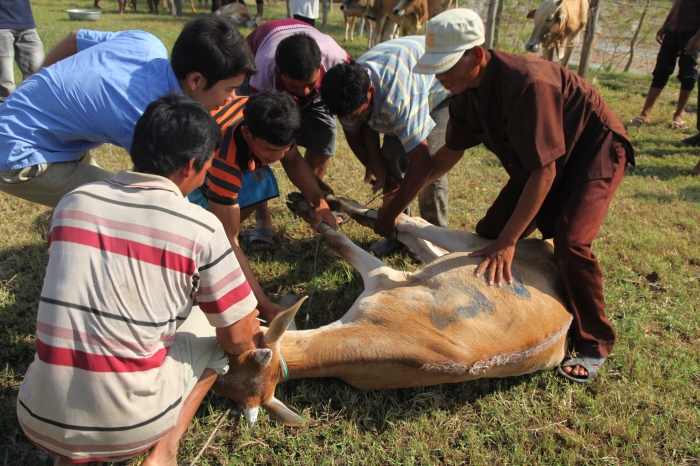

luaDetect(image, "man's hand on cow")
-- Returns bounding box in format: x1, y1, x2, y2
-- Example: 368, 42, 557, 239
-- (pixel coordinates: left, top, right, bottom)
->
469, 238, 516, 287
685, 31, 700, 55
258, 302, 284, 326
311, 206, 338, 231
373, 207, 399, 238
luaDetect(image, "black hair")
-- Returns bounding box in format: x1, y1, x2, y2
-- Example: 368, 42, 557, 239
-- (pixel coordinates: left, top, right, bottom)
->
274, 33, 322, 81
320, 61, 371, 118
171, 16, 257, 89
243, 91, 301, 147
131, 94, 221, 176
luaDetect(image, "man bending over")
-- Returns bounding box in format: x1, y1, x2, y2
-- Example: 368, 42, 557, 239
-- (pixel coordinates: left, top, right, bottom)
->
321, 37, 451, 257
17, 95, 261, 465
0, 16, 255, 207
188, 90, 337, 322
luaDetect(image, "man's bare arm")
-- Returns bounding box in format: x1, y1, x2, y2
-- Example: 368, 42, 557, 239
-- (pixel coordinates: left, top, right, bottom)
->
208, 201, 283, 323
43, 31, 79, 68
280, 145, 337, 230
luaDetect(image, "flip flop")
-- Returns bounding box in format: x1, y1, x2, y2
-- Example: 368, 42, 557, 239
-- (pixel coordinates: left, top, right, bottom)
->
558, 355, 606, 384
627, 117, 646, 128
248, 227, 275, 251
672, 120, 689, 129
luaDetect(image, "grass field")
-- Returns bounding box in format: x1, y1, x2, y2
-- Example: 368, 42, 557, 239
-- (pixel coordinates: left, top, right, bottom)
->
1, 0, 700, 464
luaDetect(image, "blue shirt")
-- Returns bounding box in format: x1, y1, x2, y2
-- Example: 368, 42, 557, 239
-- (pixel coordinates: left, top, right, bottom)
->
0, 30, 182, 171
340, 37, 450, 153
0, 0, 36, 30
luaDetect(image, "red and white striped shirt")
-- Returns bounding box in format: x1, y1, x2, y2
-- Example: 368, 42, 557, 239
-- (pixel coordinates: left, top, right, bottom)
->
17, 171, 256, 463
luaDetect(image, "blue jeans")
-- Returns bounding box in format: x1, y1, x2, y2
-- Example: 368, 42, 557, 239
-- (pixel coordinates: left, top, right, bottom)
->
0, 29, 44, 100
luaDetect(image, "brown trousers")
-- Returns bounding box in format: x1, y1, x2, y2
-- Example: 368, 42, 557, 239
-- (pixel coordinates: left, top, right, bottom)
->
476, 135, 629, 358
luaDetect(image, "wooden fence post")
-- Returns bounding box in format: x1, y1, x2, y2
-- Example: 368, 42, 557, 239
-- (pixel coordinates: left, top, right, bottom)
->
322, 0, 330, 29
624, 0, 651, 73
578, 0, 601, 79
484, 0, 499, 50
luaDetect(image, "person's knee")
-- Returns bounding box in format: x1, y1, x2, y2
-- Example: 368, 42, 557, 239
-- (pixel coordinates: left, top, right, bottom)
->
475, 218, 501, 239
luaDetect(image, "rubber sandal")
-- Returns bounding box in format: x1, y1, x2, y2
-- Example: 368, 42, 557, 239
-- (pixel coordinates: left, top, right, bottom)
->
558, 355, 606, 384
672, 120, 688, 129
248, 227, 275, 251
627, 117, 646, 128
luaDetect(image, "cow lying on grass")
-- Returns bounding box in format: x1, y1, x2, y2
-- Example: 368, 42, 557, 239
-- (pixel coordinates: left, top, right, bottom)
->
213, 194, 573, 426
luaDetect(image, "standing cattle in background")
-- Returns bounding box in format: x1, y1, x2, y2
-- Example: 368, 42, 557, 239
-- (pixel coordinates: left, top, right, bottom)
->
340, 0, 375, 49
524, 0, 589, 67
364, 0, 426, 46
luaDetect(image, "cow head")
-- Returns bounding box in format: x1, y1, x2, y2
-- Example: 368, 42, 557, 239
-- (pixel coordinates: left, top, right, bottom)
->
393, 0, 416, 16
211, 297, 307, 427
524, 0, 566, 53
340, 0, 367, 13
215, 3, 259, 29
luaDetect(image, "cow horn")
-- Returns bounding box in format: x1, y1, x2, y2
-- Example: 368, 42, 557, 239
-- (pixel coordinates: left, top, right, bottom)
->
264, 396, 302, 426
243, 406, 260, 427
264, 296, 308, 350
253, 348, 273, 368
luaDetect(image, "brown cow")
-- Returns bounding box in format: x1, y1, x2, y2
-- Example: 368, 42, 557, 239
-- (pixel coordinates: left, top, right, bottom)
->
212, 194, 572, 426
340, 0, 375, 49
214, 2, 259, 28
525, 0, 589, 67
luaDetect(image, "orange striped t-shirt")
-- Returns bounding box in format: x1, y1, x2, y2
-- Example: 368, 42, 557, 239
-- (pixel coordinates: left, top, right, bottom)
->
202, 97, 267, 206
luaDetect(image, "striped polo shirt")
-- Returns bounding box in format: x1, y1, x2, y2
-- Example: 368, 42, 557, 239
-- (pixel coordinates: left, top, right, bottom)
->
201, 97, 268, 205
17, 171, 256, 463
340, 36, 451, 153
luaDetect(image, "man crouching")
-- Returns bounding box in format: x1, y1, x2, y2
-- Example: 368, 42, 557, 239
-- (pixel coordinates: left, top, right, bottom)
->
16, 94, 262, 465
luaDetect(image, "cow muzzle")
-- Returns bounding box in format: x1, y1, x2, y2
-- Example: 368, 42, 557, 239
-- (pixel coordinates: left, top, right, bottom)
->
340, 4, 347, 11
525, 42, 540, 53
392, 7, 405, 16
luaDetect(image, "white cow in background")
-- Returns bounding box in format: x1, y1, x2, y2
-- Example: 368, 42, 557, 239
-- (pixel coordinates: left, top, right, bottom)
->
524, 0, 589, 67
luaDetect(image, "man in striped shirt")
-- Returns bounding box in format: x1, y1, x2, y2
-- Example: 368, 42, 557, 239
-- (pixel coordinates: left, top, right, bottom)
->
321, 37, 451, 256
17, 95, 261, 465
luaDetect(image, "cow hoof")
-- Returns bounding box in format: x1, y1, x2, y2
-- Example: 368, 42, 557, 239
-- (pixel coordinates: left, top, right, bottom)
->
286, 193, 316, 224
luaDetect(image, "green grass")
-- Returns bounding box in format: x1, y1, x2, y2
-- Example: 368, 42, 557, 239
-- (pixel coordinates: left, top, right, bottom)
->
2, 0, 700, 464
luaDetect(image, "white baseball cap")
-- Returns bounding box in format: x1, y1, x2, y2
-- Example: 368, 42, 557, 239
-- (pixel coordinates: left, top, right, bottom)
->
414, 9, 485, 75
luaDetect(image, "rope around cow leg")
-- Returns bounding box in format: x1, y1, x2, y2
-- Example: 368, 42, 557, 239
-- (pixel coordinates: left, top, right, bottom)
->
304, 234, 324, 329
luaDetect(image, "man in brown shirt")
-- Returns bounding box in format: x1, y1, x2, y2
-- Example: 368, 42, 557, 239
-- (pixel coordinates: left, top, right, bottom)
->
414, 9, 635, 383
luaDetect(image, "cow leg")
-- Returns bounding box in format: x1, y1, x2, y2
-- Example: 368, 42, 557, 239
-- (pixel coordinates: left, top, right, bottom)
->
561, 34, 578, 68
286, 194, 407, 291
365, 19, 373, 48
344, 12, 350, 41
357, 16, 365, 38
350, 16, 356, 41
542, 48, 554, 62
326, 195, 488, 261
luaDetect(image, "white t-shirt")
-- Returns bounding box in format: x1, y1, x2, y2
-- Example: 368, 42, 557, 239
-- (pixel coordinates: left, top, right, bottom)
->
291, 0, 318, 19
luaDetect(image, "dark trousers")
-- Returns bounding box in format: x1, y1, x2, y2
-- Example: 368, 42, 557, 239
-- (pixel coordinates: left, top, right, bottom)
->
651, 29, 700, 91
476, 134, 629, 358
293, 14, 315, 27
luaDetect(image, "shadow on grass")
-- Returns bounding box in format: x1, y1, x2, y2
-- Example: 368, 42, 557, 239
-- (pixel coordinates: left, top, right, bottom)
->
626, 164, 697, 180
632, 185, 700, 204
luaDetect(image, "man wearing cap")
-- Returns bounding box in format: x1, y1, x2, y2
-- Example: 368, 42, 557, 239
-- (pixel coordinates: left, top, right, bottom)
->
320, 37, 450, 256
416, 9, 634, 383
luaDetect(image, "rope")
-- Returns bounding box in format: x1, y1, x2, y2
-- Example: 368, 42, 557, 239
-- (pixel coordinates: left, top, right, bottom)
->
190, 408, 231, 465
303, 234, 324, 329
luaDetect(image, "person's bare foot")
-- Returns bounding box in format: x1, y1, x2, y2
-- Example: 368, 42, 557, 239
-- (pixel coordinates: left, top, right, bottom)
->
560, 364, 589, 378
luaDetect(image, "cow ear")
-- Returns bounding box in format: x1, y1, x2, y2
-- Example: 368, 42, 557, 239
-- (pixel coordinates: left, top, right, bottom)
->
264, 396, 302, 426
264, 296, 308, 350
526, 8, 536, 19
